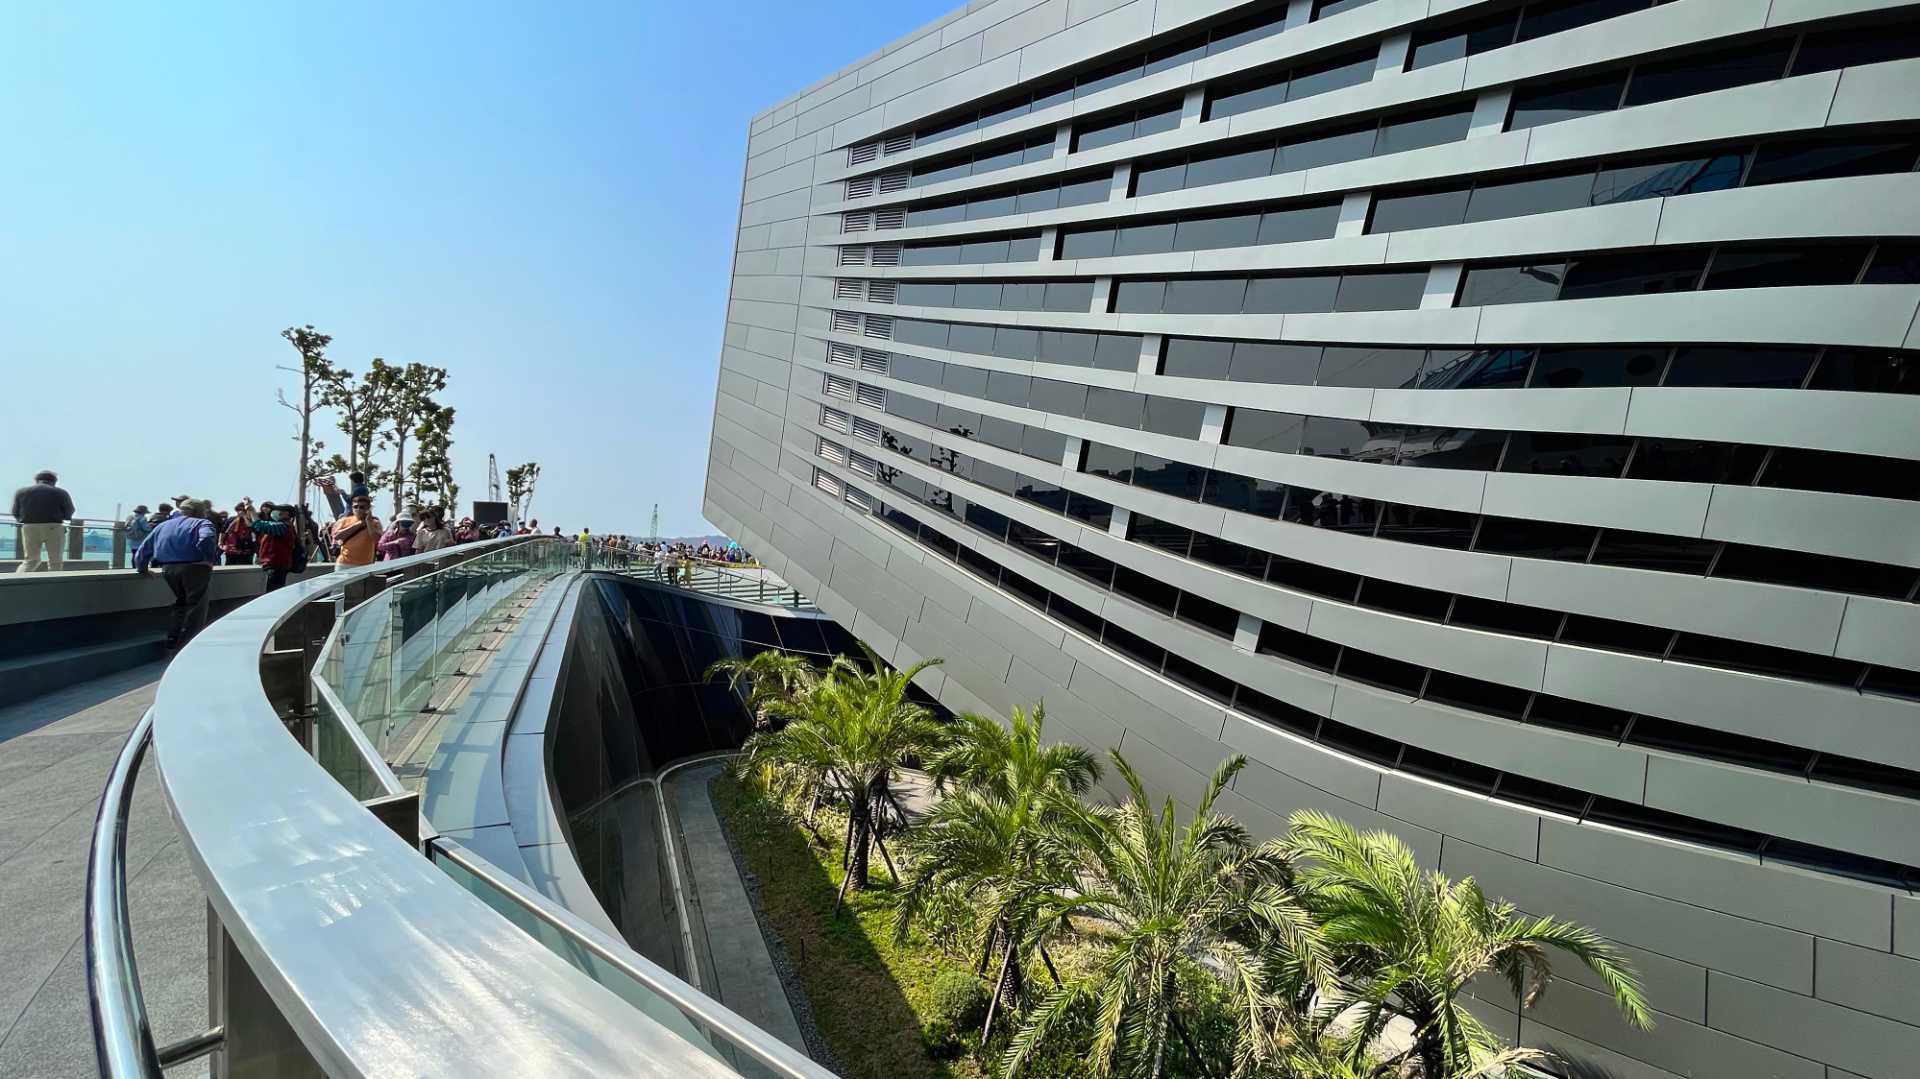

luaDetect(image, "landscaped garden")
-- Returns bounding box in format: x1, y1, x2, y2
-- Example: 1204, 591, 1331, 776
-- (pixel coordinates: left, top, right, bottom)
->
708, 650, 1651, 1079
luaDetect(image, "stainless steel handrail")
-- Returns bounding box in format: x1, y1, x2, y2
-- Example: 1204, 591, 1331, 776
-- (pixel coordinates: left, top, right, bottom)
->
432, 837, 835, 1079
85, 710, 165, 1078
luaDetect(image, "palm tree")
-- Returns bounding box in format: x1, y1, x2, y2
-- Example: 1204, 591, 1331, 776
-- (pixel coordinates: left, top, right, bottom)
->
706, 649, 820, 732
896, 705, 1101, 1038
743, 652, 947, 907
1284, 810, 1651, 1078
1003, 753, 1326, 1079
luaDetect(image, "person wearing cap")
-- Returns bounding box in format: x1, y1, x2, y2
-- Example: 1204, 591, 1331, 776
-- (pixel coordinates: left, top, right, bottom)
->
377, 516, 416, 561
126, 505, 154, 545
12, 470, 75, 573
413, 507, 452, 553
133, 499, 219, 647
331, 494, 380, 570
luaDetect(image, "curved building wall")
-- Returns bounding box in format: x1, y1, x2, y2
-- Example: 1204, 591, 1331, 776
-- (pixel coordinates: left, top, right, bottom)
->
704, 2, 1920, 1076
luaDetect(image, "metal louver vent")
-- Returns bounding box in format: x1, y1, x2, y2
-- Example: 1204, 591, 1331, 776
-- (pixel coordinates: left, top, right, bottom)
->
866, 281, 897, 305
821, 406, 851, 433
851, 416, 882, 443
873, 207, 906, 230
848, 142, 879, 166
838, 246, 869, 267
858, 348, 890, 374
817, 438, 848, 465
826, 342, 857, 368
841, 211, 873, 234
830, 311, 861, 333
844, 175, 875, 200
824, 373, 855, 400
876, 170, 909, 194
813, 469, 843, 497
882, 133, 913, 156
849, 452, 879, 479
835, 279, 865, 299
862, 315, 894, 340
855, 383, 886, 409
844, 487, 873, 513
870, 243, 903, 267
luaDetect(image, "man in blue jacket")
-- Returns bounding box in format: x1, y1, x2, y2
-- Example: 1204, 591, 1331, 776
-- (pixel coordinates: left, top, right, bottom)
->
134, 499, 220, 648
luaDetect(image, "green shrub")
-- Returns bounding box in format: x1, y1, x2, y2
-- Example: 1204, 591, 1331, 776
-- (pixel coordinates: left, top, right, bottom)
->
925, 969, 989, 1043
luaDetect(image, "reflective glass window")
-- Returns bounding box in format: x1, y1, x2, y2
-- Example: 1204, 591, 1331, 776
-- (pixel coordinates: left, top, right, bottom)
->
1807, 348, 1920, 395
1017, 184, 1061, 213
1143, 396, 1207, 438
1374, 504, 1477, 547
1409, 10, 1519, 69
1184, 145, 1277, 188
1057, 544, 1116, 589
1464, 169, 1598, 222
1517, 0, 1647, 40
1021, 138, 1055, 165
1762, 447, 1920, 501
1027, 377, 1087, 417
947, 322, 997, 355
1063, 493, 1114, 530
1021, 426, 1068, 464
1422, 347, 1533, 389
1059, 226, 1121, 259
1257, 623, 1342, 671
1201, 471, 1288, 518
902, 242, 962, 266
1713, 542, 1919, 598
1590, 152, 1746, 203
1048, 592, 1103, 637
1161, 338, 1233, 379
1095, 333, 1143, 371
1038, 330, 1097, 367
1334, 270, 1427, 312
1100, 623, 1167, 671
967, 193, 1019, 221
1299, 491, 1381, 533
1556, 248, 1706, 299
1133, 453, 1207, 500
1081, 442, 1134, 482
1057, 177, 1112, 207
1661, 345, 1815, 388
992, 326, 1039, 362
1588, 529, 1718, 573
1449, 595, 1563, 638
1164, 276, 1249, 314
1374, 108, 1472, 156
1358, 577, 1452, 620
985, 370, 1032, 407
1148, 35, 1207, 73
1315, 346, 1428, 388
941, 363, 989, 397
1243, 274, 1341, 313
914, 159, 973, 186
1300, 416, 1390, 461
1193, 533, 1273, 580
1044, 281, 1096, 312
1259, 202, 1343, 243
1000, 282, 1046, 312
1277, 123, 1376, 171
1312, 0, 1376, 18
954, 282, 1002, 308
1016, 473, 1069, 513
1174, 212, 1264, 251
1423, 671, 1533, 721
936, 405, 980, 439
1501, 432, 1632, 476
1077, 59, 1144, 99
1863, 242, 1920, 285
1622, 41, 1793, 107
979, 415, 1025, 453
1111, 279, 1166, 313
1209, 11, 1286, 55
1472, 517, 1596, 560
1266, 551, 1361, 599
1527, 694, 1631, 738
1559, 615, 1674, 656
1231, 341, 1322, 384
911, 202, 967, 227
1791, 20, 1920, 75
1008, 520, 1063, 564
891, 319, 949, 348
1508, 71, 1627, 130
1084, 387, 1146, 428
1292, 49, 1377, 100
899, 282, 956, 307
1175, 591, 1240, 638
1338, 648, 1428, 695
1129, 513, 1192, 556
1397, 428, 1507, 471
1209, 74, 1290, 120
972, 145, 1024, 175
1113, 221, 1177, 257
1225, 409, 1308, 454
1745, 137, 1920, 186
1369, 185, 1471, 232
1132, 158, 1187, 197
1076, 115, 1135, 152
1626, 438, 1767, 484
960, 238, 1010, 264
1458, 262, 1567, 306
1703, 245, 1870, 290
1528, 345, 1665, 387
890, 353, 944, 386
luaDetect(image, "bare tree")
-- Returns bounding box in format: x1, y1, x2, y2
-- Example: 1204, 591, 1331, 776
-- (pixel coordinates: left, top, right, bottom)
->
277, 326, 336, 514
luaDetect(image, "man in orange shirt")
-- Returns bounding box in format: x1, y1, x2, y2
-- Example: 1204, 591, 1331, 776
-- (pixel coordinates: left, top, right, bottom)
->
331, 494, 380, 570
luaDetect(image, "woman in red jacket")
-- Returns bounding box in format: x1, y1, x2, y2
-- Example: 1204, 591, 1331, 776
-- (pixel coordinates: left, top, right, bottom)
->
253, 503, 297, 592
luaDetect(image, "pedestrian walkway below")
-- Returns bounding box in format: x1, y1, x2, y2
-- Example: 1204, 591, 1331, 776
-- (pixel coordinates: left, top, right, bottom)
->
665, 760, 810, 1059
0, 663, 209, 1079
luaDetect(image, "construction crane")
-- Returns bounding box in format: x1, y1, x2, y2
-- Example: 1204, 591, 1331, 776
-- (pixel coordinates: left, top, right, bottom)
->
649, 503, 659, 544
487, 454, 502, 502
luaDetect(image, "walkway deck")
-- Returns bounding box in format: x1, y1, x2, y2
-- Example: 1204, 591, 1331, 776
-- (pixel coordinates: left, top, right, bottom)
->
0, 664, 208, 1078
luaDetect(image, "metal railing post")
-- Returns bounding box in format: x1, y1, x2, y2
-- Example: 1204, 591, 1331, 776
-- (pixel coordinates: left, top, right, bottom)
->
112, 522, 128, 569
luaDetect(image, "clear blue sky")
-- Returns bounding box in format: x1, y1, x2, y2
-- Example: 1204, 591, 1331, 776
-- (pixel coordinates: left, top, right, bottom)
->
0, 1, 954, 536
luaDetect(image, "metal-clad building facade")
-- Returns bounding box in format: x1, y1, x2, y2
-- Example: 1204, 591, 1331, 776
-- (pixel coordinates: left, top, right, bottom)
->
706, 2, 1920, 1074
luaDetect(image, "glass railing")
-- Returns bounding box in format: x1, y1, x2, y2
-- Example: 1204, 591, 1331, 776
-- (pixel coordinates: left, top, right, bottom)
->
586, 543, 815, 609
3, 514, 130, 566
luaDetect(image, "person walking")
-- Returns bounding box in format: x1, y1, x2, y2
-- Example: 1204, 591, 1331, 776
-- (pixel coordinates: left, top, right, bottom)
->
133, 499, 219, 648
253, 502, 297, 592
221, 500, 258, 565
577, 528, 592, 569
331, 494, 379, 571
11, 470, 75, 573
377, 517, 415, 561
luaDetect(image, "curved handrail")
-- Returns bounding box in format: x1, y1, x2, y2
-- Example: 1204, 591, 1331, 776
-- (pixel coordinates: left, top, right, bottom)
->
94, 537, 747, 1077
85, 709, 161, 1077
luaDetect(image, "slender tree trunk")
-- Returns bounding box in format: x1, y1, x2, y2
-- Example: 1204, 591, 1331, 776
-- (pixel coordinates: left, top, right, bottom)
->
873, 830, 900, 882
391, 427, 410, 516
981, 934, 1015, 1042
296, 373, 312, 515
1038, 945, 1062, 987
1170, 1015, 1214, 1079
846, 805, 872, 891
976, 923, 999, 976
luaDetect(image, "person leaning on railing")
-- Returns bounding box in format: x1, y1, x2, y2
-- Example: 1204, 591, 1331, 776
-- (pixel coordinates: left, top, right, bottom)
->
133, 499, 219, 649
11, 469, 75, 573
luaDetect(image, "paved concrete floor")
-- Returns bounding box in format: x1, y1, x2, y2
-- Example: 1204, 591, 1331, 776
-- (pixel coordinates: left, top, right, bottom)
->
0, 664, 210, 1078
666, 760, 809, 1058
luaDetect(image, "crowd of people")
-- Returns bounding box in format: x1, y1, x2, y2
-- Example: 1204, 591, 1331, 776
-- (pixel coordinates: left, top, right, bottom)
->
15, 467, 757, 651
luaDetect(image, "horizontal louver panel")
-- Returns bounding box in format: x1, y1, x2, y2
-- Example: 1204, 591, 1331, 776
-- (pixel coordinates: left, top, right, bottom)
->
866, 281, 897, 305
820, 406, 850, 433
849, 451, 878, 479
845, 175, 875, 199
830, 311, 861, 333
823, 373, 855, 400
855, 383, 886, 409
869, 243, 902, 267
844, 487, 873, 513
862, 315, 893, 339
876, 169, 909, 194
841, 211, 872, 234
835, 279, 865, 299
858, 348, 890, 375
838, 245, 868, 267
874, 207, 906, 230
850, 416, 882, 444
882, 133, 913, 156
817, 438, 848, 465
812, 468, 842, 497
847, 142, 878, 166
827, 342, 857, 367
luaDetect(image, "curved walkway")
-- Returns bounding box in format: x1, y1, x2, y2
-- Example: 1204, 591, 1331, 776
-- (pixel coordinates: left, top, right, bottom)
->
0, 664, 209, 1078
